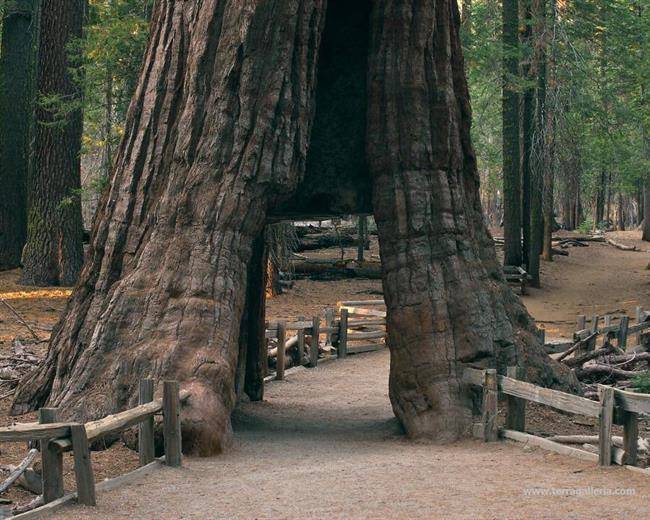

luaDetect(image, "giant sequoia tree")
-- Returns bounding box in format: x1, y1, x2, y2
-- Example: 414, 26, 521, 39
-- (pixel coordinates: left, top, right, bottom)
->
13, 0, 574, 453
20, 0, 85, 286
0, 0, 37, 269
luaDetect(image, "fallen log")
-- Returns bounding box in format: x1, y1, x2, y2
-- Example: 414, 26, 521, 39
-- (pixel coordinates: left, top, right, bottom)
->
574, 364, 643, 380
292, 259, 382, 280
548, 435, 649, 453
556, 332, 598, 362
606, 238, 637, 251
297, 233, 356, 251
0, 449, 38, 494
11, 495, 43, 515
562, 344, 616, 368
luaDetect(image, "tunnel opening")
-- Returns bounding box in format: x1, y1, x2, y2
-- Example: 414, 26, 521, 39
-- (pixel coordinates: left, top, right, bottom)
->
273, 0, 373, 218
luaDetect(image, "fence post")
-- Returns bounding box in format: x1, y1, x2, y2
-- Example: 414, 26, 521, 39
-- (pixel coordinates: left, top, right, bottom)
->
604, 315, 612, 328
309, 316, 320, 368
576, 314, 586, 332
622, 410, 639, 466
276, 321, 286, 381
297, 316, 306, 366
618, 316, 629, 350
163, 381, 182, 467
590, 315, 599, 334
70, 424, 96, 506
39, 408, 64, 503
337, 309, 348, 359
481, 369, 498, 442
598, 385, 614, 466
505, 367, 526, 431
325, 308, 334, 345
635, 306, 642, 323
139, 379, 155, 466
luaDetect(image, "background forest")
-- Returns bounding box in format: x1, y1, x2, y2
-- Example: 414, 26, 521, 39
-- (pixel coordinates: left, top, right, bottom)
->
0, 0, 648, 287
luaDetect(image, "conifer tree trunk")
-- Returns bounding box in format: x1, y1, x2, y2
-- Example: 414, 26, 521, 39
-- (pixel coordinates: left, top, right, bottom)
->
368, 0, 575, 441
13, 0, 327, 454
521, 0, 534, 269
502, 0, 522, 267
13, 0, 574, 452
0, 0, 37, 270
641, 181, 650, 242
20, 0, 85, 286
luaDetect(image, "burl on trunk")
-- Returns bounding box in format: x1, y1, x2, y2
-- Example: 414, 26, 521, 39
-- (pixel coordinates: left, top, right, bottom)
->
13, 0, 575, 453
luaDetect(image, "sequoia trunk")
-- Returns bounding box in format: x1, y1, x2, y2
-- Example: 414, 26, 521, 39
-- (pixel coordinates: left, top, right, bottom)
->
20, 0, 85, 286
13, 1, 326, 454
13, 0, 573, 451
0, 0, 37, 269
367, 0, 574, 441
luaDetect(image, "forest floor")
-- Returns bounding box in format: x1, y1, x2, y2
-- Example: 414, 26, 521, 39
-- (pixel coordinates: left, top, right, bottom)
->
51, 348, 650, 519
0, 229, 649, 516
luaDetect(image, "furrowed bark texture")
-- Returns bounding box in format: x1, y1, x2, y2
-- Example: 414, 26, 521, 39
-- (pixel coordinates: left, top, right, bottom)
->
367, 0, 576, 441
13, 1, 326, 454
0, 0, 36, 269
20, 0, 85, 286
501, 0, 521, 267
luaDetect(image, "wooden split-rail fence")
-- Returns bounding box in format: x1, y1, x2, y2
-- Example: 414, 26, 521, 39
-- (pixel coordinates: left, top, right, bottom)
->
464, 366, 650, 468
0, 380, 187, 509
544, 307, 650, 355
265, 300, 387, 380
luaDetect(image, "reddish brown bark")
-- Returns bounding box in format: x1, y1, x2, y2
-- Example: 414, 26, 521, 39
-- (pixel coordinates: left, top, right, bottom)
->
367, 0, 575, 440
12, 1, 326, 454
13, 0, 575, 452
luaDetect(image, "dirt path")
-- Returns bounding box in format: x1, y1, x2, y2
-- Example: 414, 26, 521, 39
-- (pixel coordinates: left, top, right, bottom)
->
52, 349, 649, 519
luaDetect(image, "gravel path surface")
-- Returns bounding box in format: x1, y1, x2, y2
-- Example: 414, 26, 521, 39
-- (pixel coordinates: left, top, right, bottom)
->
53, 349, 649, 519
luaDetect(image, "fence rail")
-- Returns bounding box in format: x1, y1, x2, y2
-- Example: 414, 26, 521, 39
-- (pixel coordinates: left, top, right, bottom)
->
265, 301, 388, 379
0, 380, 187, 509
464, 366, 650, 467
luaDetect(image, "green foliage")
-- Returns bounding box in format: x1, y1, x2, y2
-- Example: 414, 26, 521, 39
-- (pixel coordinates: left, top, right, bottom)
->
577, 218, 593, 234
462, 0, 650, 222
631, 371, 650, 394
82, 0, 152, 160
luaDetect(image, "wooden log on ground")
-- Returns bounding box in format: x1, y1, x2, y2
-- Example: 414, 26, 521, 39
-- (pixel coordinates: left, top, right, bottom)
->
0, 449, 37, 494
347, 330, 386, 341
501, 430, 599, 463
338, 299, 385, 307
562, 343, 616, 368
556, 332, 598, 362
606, 238, 637, 251
546, 434, 648, 452
339, 306, 386, 318
575, 364, 642, 381
346, 343, 385, 355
